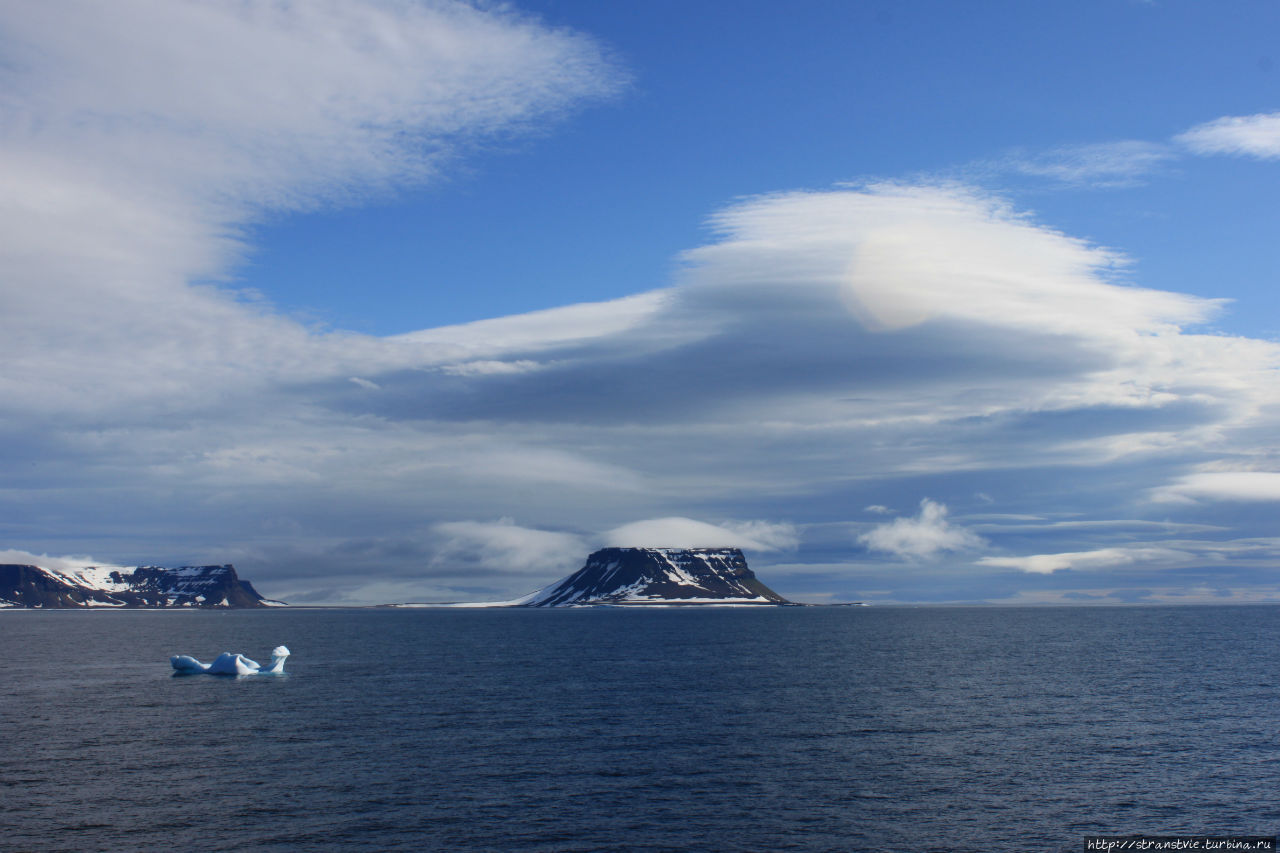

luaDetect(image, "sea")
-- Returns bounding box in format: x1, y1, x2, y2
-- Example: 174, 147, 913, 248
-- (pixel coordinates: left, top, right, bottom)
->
4, 605, 1280, 852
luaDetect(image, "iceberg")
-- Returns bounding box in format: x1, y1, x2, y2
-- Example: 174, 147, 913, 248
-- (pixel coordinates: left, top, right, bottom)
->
171, 645, 290, 676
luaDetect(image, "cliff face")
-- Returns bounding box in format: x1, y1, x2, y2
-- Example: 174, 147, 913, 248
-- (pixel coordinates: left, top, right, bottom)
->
520, 547, 792, 607
0, 564, 281, 608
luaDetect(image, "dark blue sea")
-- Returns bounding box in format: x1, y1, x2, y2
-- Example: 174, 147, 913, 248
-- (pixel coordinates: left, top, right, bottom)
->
4, 606, 1280, 852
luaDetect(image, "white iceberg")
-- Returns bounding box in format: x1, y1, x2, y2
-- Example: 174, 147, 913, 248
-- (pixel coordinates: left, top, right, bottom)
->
171, 645, 290, 676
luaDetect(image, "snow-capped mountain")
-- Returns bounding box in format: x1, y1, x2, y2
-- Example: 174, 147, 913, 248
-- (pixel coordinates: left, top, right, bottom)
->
515, 547, 793, 607
0, 563, 284, 608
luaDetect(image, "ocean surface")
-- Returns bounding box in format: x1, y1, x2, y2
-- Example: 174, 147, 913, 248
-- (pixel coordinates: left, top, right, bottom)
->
4, 606, 1280, 852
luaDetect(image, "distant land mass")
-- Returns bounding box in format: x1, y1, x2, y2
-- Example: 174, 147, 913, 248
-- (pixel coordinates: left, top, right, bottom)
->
409, 547, 799, 608
0, 563, 284, 608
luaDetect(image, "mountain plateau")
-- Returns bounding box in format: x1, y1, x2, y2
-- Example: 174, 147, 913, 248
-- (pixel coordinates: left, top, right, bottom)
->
510, 547, 794, 607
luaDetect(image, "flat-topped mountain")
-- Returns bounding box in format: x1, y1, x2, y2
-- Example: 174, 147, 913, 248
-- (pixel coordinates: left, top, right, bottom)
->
0, 563, 283, 608
516, 547, 793, 607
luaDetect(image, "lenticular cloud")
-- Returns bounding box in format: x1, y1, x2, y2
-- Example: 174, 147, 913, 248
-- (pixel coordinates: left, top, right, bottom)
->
683, 184, 1216, 340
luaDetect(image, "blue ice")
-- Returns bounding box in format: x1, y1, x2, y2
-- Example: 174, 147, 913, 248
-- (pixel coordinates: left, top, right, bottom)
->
171, 645, 290, 676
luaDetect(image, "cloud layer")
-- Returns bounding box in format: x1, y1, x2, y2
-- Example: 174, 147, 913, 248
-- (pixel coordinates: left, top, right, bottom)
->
0, 0, 619, 421
977, 547, 1187, 575
9, 172, 1280, 601
7, 174, 1280, 602
5, 5, 1280, 604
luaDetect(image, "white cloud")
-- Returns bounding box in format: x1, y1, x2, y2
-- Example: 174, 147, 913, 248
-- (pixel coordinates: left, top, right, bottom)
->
439, 360, 544, 377
1176, 112, 1280, 160
0, 0, 620, 418
602, 518, 798, 551
718, 520, 801, 551
684, 184, 1215, 338
7, 5, 1280, 611
397, 291, 674, 356
970, 518, 1225, 535
978, 547, 1188, 574
1005, 140, 1175, 187
429, 518, 587, 575
10, 179, 1280, 601
1151, 471, 1280, 504
858, 499, 984, 560
0, 549, 126, 572
2, 0, 619, 207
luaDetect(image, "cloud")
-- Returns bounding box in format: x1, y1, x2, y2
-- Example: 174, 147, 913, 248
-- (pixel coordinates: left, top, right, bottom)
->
397, 291, 673, 355
2, 1, 620, 207
429, 518, 587, 576
977, 547, 1187, 574
439, 360, 545, 377
1176, 112, 1280, 160
1151, 472, 1280, 504
685, 184, 1214, 338
602, 518, 799, 551
1003, 140, 1176, 187
0, 0, 620, 420
969, 518, 1225, 535
10, 180, 1280, 604
0, 549, 125, 573
858, 499, 984, 560
7, 5, 1280, 612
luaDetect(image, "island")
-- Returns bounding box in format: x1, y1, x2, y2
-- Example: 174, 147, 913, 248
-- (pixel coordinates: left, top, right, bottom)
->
404, 547, 798, 607
0, 563, 285, 608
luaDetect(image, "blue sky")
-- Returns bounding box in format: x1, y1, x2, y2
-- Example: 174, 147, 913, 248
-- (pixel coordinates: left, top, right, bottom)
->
3, 0, 1280, 605
243, 1, 1280, 334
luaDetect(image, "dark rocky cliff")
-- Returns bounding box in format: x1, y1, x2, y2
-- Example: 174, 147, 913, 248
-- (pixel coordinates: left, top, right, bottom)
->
521, 547, 792, 607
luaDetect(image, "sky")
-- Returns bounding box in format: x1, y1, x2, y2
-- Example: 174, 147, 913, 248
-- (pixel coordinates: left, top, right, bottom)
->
3, 0, 1280, 606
